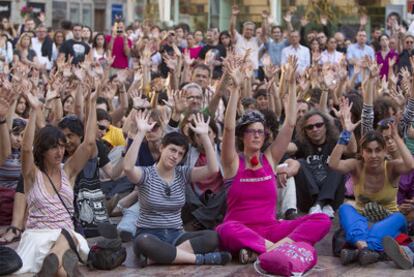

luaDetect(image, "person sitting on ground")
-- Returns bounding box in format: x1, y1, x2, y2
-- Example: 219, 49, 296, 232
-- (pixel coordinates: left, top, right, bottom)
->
216, 55, 331, 264
329, 107, 414, 266
15, 89, 97, 275
123, 111, 231, 266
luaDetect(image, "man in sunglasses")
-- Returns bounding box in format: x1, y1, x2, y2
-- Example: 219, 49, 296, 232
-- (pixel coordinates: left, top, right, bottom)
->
288, 110, 357, 218
97, 109, 126, 149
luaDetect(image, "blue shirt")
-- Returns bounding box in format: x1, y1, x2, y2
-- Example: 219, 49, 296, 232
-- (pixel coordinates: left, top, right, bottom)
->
264, 38, 289, 66
346, 43, 375, 83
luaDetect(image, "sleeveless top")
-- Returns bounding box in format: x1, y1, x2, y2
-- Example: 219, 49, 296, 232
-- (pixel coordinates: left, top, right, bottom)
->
223, 154, 277, 226
0, 149, 21, 189
26, 168, 74, 230
354, 160, 398, 213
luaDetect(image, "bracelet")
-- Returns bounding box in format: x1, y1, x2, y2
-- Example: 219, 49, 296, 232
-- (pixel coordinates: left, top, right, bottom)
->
338, 130, 352, 145
116, 203, 125, 212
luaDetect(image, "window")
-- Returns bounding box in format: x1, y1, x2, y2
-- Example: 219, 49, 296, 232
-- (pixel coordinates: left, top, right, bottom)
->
82, 3, 92, 27
52, 1, 67, 28
70, 2, 80, 24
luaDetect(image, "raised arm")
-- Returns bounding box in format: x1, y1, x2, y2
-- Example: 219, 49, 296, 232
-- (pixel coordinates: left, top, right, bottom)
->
21, 92, 41, 192
123, 111, 155, 184
265, 55, 297, 167
230, 5, 239, 42
0, 88, 14, 165
190, 114, 219, 182
64, 87, 97, 181
221, 57, 243, 178
260, 11, 269, 44
389, 122, 414, 175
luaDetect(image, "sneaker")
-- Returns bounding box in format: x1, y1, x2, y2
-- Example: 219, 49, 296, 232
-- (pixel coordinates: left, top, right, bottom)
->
203, 251, 232, 265
358, 248, 380, 265
322, 205, 335, 218
340, 248, 359, 265
383, 236, 413, 270
284, 209, 298, 220
309, 204, 322, 214
62, 249, 84, 277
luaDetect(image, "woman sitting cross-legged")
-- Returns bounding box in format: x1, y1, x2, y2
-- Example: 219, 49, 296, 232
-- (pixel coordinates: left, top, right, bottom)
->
15, 89, 98, 276
328, 106, 414, 266
123, 111, 231, 266
215, 54, 331, 264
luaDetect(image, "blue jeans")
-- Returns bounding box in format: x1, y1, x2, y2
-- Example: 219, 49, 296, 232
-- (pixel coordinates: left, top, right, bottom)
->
117, 202, 139, 237
136, 228, 185, 245
339, 204, 407, 251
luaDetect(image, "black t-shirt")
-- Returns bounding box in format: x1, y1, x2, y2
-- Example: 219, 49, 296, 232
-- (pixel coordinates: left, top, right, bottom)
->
398, 49, 414, 74
14, 49, 36, 62
199, 44, 227, 79
294, 140, 336, 184
59, 39, 90, 64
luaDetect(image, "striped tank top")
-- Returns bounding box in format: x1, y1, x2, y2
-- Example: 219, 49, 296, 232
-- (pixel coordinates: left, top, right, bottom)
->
26, 167, 74, 230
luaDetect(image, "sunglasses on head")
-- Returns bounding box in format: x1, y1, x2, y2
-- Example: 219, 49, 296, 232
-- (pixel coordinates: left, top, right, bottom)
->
377, 117, 395, 128
305, 122, 325, 131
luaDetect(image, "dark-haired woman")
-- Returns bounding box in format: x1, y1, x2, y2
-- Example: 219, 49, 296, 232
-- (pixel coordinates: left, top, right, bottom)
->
329, 106, 414, 266
90, 32, 111, 66
216, 56, 330, 264
15, 91, 97, 275
123, 111, 231, 266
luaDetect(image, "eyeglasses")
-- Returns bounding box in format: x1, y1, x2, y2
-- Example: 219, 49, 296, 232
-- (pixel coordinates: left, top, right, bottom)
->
187, 95, 203, 101
164, 186, 171, 197
98, 124, 109, 132
244, 129, 266, 136
151, 123, 161, 131
304, 122, 325, 131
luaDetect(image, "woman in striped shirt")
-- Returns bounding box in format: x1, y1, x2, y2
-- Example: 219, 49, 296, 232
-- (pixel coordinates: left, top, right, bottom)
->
123, 111, 231, 266
15, 89, 97, 276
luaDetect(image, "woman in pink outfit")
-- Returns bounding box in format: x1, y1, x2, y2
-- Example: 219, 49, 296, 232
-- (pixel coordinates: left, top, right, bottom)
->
216, 55, 331, 263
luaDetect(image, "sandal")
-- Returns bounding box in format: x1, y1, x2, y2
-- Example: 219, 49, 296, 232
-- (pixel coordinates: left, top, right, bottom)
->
239, 248, 258, 264
0, 226, 22, 245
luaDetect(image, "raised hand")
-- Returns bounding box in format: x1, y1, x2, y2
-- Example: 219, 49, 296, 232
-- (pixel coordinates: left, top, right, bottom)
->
320, 15, 329, 26
359, 14, 368, 26
340, 97, 360, 132
189, 113, 210, 135
388, 121, 400, 139
283, 12, 292, 23
135, 110, 156, 133
172, 90, 187, 113
0, 89, 15, 118
183, 50, 194, 66
285, 55, 298, 84
73, 66, 86, 81
262, 10, 269, 19
231, 5, 240, 16
300, 17, 309, 27
24, 91, 41, 110
163, 54, 178, 72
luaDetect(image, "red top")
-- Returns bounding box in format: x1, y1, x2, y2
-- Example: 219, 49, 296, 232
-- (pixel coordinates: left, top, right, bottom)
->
106, 35, 132, 69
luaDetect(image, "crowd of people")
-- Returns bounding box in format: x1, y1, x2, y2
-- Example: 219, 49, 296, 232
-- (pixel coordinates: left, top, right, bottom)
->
1, 5, 414, 276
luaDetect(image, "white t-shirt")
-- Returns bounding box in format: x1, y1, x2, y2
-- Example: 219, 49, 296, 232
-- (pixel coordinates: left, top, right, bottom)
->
234, 32, 260, 70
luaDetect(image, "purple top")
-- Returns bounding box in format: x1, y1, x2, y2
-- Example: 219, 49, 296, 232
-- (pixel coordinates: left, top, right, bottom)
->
376, 49, 399, 79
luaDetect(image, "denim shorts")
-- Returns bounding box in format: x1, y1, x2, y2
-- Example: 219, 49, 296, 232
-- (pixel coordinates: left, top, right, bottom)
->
136, 228, 185, 245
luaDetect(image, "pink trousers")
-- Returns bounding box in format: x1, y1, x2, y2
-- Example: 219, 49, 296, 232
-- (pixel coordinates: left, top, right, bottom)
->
216, 213, 331, 254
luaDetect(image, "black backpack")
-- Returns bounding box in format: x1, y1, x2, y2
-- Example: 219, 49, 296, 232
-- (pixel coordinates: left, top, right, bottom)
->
0, 246, 22, 276
87, 238, 126, 270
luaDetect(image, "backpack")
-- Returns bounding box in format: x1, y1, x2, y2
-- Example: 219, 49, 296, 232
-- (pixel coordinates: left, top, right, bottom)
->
75, 158, 110, 237
87, 238, 126, 270
254, 242, 317, 277
0, 187, 15, 225
0, 246, 22, 276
